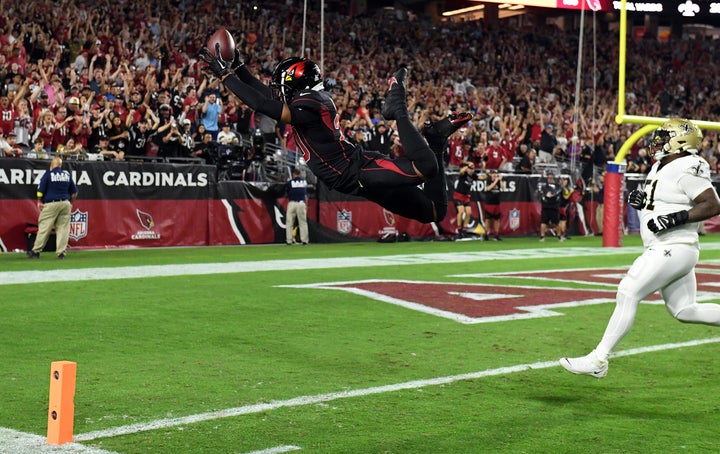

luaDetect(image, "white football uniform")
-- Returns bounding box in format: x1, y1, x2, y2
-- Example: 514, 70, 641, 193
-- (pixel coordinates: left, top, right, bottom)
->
594, 154, 720, 362
639, 154, 713, 248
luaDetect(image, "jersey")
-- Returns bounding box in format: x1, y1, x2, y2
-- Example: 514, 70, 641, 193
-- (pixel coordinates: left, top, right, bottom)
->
287, 176, 308, 202
288, 90, 360, 193
37, 168, 78, 203
639, 154, 713, 248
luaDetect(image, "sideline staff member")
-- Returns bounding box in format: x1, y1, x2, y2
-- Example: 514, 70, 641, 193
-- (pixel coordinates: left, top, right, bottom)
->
286, 169, 309, 245
28, 157, 78, 259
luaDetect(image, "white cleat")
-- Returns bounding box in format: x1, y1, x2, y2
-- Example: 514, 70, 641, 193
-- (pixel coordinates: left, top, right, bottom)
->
559, 351, 608, 378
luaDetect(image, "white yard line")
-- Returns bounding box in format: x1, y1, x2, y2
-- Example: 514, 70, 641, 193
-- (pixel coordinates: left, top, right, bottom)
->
0, 246, 651, 285
69, 337, 720, 442
0, 428, 116, 454
243, 446, 301, 454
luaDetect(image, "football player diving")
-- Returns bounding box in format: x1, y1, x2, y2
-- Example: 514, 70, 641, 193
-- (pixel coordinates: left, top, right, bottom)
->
199, 44, 471, 224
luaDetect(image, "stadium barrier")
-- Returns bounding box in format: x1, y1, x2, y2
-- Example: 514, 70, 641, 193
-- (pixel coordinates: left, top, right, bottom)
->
2, 159, 718, 252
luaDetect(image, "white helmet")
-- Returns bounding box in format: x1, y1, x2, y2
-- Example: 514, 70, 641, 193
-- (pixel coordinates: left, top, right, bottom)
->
649, 118, 702, 160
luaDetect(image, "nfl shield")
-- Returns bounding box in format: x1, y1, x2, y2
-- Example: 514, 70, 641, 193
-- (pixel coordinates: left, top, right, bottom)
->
69, 209, 88, 241
337, 209, 352, 234
509, 208, 520, 231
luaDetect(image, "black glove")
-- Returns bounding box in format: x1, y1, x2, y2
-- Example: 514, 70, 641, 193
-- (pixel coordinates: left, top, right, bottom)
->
627, 189, 646, 210
198, 44, 233, 79
647, 210, 689, 233
232, 48, 244, 71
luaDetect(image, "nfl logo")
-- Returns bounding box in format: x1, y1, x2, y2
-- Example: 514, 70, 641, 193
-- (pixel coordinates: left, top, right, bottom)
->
337, 209, 352, 234
509, 208, 520, 231
69, 209, 88, 241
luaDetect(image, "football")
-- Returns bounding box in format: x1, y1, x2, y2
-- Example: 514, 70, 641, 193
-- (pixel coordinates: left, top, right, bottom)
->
207, 28, 235, 61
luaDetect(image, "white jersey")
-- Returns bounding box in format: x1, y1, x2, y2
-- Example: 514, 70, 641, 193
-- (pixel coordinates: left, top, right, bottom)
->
639, 154, 713, 248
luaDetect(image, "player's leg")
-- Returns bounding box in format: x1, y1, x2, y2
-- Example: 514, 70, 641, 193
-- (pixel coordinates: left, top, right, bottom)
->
360, 185, 436, 223
420, 113, 472, 222
286, 202, 297, 244
560, 247, 689, 377
54, 201, 72, 256
663, 246, 720, 324
32, 203, 60, 255
454, 201, 464, 233
381, 68, 437, 178
297, 202, 309, 244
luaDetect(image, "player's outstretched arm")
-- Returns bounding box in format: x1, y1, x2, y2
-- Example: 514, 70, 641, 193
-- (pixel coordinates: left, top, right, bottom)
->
198, 45, 284, 122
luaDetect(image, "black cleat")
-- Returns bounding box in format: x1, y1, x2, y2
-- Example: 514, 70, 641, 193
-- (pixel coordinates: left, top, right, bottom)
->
381, 68, 408, 120
27, 251, 40, 259
423, 112, 473, 148
58, 252, 66, 259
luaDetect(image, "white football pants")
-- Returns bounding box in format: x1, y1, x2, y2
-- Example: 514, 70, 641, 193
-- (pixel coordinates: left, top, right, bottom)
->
595, 244, 720, 361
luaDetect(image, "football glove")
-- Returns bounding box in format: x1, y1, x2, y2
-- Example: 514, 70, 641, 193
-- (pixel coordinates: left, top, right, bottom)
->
198, 44, 233, 79
627, 189, 646, 210
647, 210, 689, 233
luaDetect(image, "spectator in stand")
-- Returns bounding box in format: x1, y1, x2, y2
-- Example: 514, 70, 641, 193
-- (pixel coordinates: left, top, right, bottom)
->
27, 137, 50, 160
367, 120, 394, 156
94, 135, 123, 161
1, 131, 23, 157
13, 98, 33, 150
63, 138, 86, 160
126, 113, 159, 157
106, 114, 128, 158
517, 147, 537, 174
538, 122, 558, 164
484, 131, 506, 170
217, 122, 239, 146
33, 111, 56, 152
200, 92, 222, 140
446, 129, 469, 172
160, 119, 187, 159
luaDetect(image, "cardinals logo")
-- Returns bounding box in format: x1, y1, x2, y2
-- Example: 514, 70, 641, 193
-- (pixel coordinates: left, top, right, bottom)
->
132, 209, 161, 240
136, 209, 155, 230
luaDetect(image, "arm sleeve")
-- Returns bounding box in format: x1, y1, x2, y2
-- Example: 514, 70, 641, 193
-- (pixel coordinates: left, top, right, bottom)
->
223, 74, 284, 121
234, 65, 273, 98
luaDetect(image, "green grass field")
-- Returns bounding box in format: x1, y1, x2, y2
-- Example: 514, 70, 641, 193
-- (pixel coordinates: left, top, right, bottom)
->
2, 235, 720, 453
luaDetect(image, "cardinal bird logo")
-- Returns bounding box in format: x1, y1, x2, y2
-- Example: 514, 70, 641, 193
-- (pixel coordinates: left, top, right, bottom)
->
136, 209, 155, 230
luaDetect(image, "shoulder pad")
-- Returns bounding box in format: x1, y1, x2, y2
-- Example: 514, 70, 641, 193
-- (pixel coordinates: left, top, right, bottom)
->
683, 156, 711, 179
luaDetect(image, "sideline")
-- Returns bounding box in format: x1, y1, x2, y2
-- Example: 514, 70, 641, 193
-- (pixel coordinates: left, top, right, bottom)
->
0, 246, 652, 285
72, 337, 720, 442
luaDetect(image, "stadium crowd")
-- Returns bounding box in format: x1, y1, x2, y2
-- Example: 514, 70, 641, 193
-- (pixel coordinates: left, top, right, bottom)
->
2, 0, 720, 185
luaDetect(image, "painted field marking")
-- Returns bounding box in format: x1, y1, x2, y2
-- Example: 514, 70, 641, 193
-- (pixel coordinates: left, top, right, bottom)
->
244, 445, 301, 454
0, 247, 650, 285
0, 427, 115, 454
72, 337, 720, 442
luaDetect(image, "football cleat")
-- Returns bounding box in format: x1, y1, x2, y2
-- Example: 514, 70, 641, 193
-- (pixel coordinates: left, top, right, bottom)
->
422, 112, 473, 149
381, 68, 408, 120
559, 351, 608, 378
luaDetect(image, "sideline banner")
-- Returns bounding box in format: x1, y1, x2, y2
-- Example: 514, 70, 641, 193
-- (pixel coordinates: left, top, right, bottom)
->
0, 159, 216, 251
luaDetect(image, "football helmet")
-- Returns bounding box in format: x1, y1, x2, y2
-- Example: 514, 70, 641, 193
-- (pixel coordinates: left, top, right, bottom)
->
270, 57, 323, 104
649, 118, 702, 160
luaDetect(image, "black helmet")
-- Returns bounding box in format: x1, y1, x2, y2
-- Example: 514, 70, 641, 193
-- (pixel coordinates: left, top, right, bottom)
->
270, 57, 322, 104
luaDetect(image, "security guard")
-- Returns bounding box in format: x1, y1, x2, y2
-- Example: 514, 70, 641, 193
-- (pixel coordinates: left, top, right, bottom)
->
285, 169, 309, 245
28, 157, 78, 259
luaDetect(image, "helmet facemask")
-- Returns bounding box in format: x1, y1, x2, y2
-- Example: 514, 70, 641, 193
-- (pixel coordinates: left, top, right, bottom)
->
270, 57, 323, 104
649, 118, 702, 160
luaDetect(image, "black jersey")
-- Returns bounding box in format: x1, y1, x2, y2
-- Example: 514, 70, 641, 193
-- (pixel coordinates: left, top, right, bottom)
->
454, 171, 476, 196
288, 90, 361, 193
